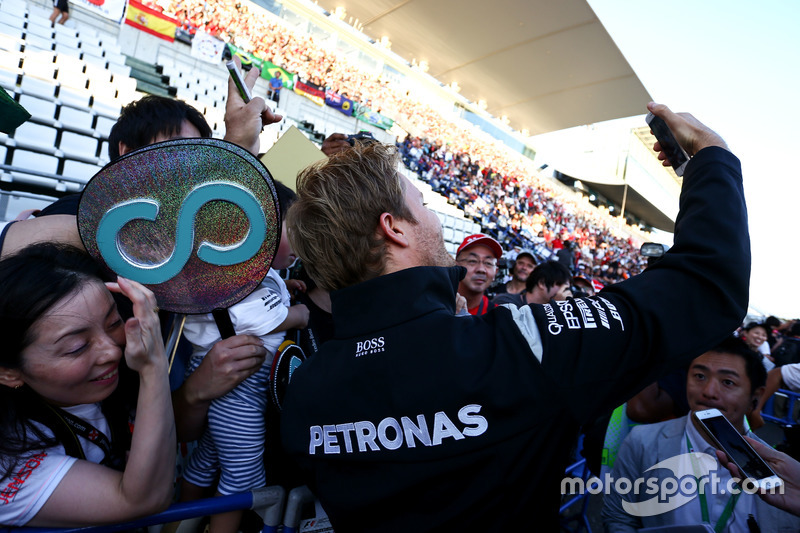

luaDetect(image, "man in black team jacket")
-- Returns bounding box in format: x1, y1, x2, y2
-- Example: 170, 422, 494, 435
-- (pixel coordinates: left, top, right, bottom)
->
281, 103, 750, 532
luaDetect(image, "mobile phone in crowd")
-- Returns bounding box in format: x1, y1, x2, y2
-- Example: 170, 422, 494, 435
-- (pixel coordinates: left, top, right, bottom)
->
226, 60, 252, 103
646, 112, 690, 176
693, 409, 783, 491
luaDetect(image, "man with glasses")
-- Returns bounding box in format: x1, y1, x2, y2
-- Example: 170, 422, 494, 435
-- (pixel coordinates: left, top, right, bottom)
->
455, 234, 502, 315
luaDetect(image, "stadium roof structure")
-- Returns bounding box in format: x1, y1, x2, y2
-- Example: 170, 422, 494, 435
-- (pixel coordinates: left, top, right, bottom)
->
309, 0, 652, 137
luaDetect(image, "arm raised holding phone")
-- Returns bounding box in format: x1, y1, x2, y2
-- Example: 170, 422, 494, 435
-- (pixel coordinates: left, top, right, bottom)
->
223, 56, 283, 156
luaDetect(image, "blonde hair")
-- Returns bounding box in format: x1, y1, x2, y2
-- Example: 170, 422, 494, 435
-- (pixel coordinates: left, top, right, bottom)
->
287, 143, 417, 291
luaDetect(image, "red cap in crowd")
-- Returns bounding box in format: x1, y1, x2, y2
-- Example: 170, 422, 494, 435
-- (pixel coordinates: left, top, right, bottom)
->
457, 234, 503, 259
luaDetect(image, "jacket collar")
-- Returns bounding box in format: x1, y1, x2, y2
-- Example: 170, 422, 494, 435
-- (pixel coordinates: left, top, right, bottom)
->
330, 266, 464, 338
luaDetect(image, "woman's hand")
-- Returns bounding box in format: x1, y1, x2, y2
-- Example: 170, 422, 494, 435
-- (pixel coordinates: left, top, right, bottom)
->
105, 277, 165, 373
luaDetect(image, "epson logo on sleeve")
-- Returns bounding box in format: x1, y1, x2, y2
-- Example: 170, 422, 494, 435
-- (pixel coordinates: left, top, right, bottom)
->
355, 336, 385, 357
555, 300, 582, 330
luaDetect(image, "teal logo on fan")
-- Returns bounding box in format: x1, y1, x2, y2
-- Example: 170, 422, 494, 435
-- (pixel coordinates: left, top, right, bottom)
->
96, 182, 266, 285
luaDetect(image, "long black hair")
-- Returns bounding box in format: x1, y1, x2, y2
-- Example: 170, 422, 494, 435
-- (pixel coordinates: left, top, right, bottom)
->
0, 243, 135, 479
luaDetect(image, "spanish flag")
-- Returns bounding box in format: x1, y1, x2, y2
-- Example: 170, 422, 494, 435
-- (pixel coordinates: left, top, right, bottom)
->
125, 0, 178, 42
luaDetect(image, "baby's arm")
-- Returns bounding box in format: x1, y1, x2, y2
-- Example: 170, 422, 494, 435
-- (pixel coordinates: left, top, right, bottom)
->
268, 303, 309, 334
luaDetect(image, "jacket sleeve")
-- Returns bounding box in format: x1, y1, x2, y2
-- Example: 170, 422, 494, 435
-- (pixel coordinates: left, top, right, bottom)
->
526, 147, 750, 423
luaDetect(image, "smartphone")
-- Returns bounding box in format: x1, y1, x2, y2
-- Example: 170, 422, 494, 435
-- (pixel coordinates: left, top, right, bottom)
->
645, 112, 689, 176
225, 59, 252, 103
694, 409, 783, 491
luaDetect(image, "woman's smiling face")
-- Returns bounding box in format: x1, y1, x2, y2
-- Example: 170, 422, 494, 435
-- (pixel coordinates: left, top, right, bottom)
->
16, 281, 126, 407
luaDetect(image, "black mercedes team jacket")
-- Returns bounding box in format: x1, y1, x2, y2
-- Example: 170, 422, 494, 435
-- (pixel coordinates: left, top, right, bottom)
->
281, 147, 750, 532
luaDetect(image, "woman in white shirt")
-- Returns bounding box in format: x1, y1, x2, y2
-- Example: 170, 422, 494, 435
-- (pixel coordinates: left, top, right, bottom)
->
0, 243, 175, 527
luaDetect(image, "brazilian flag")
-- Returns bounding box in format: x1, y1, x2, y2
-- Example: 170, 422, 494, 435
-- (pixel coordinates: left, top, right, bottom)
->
260, 60, 296, 91
225, 44, 296, 90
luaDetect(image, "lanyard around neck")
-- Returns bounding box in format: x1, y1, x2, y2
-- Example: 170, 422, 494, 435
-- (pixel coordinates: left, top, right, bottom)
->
686, 434, 741, 533
45, 403, 116, 465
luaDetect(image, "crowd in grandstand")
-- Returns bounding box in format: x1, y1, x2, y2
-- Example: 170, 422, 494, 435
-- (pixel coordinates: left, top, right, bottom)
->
397, 135, 647, 279
143, 0, 649, 274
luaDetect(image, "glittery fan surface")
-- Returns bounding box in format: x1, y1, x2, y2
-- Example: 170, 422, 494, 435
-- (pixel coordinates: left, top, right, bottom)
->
78, 138, 280, 314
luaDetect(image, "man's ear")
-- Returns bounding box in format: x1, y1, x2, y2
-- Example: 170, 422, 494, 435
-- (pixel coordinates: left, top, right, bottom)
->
118, 141, 130, 157
0, 367, 23, 389
750, 387, 766, 412
378, 212, 409, 248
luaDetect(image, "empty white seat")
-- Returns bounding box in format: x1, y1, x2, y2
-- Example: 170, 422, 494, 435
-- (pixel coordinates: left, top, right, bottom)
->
54, 54, 84, 71
26, 5, 52, 20
21, 54, 56, 81
81, 52, 106, 69
26, 13, 52, 28
18, 74, 57, 99
89, 79, 116, 100
22, 32, 52, 51
0, 51, 21, 89
11, 148, 59, 177
53, 24, 77, 38
56, 67, 87, 90
80, 41, 103, 57
0, 68, 19, 91
85, 64, 112, 85
54, 31, 78, 48
11, 121, 58, 153
102, 39, 121, 54
57, 85, 91, 109
0, 25, 24, 44
77, 26, 98, 40
61, 159, 102, 183
0, 190, 59, 218
58, 106, 94, 134
53, 42, 80, 57
25, 21, 53, 40
58, 130, 98, 161
105, 51, 126, 67
94, 115, 115, 137
98, 140, 109, 161
0, 4, 26, 21
112, 75, 136, 93
91, 93, 121, 118
18, 93, 57, 125
106, 61, 130, 78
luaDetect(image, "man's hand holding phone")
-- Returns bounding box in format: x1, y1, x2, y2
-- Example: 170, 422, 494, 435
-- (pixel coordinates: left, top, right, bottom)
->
646, 102, 729, 173
223, 56, 283, 155
717, 436, 800, 518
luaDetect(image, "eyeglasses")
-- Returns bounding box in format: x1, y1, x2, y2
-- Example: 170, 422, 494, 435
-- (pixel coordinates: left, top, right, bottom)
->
457, 258, 497, 269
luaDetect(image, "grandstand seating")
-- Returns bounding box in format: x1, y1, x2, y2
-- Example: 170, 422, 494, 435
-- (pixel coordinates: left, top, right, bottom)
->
0, 0, 147, 214
1, 0, 500, 248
